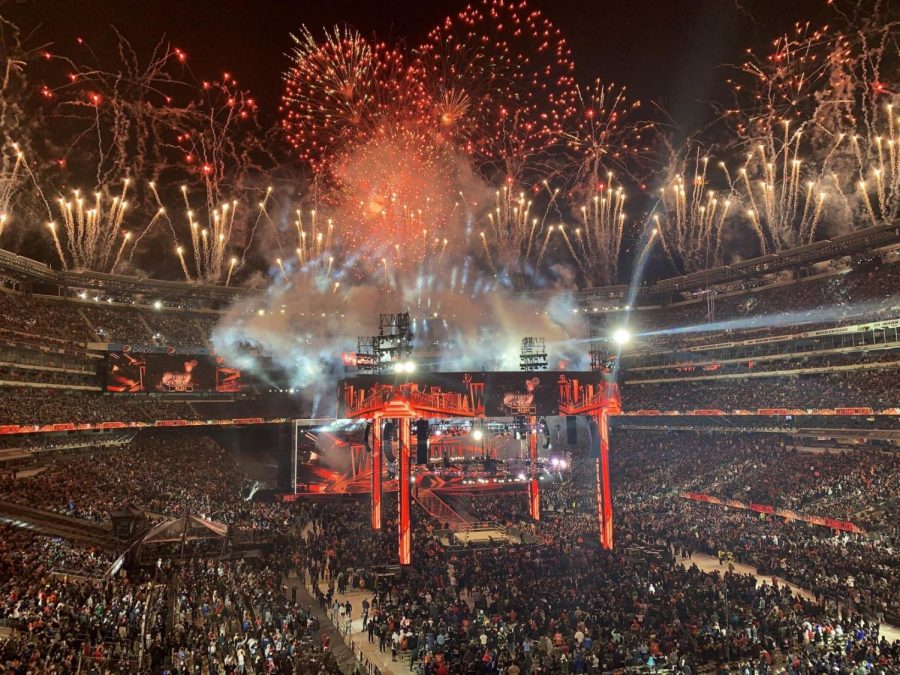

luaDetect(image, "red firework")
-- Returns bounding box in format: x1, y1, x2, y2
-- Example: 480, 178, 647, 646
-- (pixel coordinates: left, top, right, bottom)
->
281, 27, 427, 173
415, 0, 579, 178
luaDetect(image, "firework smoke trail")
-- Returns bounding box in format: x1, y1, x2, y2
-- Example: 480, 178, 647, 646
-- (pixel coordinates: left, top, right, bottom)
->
46, 179, 149, 272
562, 81, 656, 191
728, 121, 830, 251
0, 145, 25, 235
157, 185, 270, 284
41, 32, 268, 210
653, 151, 733, 273
726, 11, 899, 142
726, 22, 846, 136
573, 172, 627, 286
241, 186, 275, 265
853, 102, 900, 225
479, 181, 562, 284
0, 142, 52, 230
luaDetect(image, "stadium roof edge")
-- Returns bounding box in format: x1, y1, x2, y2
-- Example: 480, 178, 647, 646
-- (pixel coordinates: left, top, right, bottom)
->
2, 220, 897, 307
576, 221, 899, 303
0, 248, 250, 303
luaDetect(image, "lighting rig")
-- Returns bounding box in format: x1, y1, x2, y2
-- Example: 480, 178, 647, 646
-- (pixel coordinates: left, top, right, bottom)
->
519, 336, 548, 371
356, 312, 415, 374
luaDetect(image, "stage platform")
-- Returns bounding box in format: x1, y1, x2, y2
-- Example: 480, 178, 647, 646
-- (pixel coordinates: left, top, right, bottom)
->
450, 527, 518, 546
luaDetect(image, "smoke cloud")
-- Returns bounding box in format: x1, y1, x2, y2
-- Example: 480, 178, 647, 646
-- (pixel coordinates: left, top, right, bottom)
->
211, 270, 589, 416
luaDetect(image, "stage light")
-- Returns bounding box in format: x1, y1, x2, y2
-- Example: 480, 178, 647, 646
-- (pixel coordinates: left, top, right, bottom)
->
393, 360, 416, 374
472, 429, 484, 440
612, 327, 631, 345
153, 300, 162, 310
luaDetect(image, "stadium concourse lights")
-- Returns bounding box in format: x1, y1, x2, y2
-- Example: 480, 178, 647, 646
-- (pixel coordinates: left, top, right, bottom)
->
612, 327, 631, 346
393, 360, 417, 374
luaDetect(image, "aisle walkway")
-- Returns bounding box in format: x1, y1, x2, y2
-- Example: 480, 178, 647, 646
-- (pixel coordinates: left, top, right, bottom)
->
300, 519, 415, 675
678, 552, 900, 643
312, 578, 416, 675
285, 575, 360, 675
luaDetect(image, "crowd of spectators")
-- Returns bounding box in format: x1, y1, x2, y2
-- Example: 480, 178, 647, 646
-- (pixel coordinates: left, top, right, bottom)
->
0, 428, 898, 672
0, 432, 254, 524
0, 433, 340, 673
605, 430, 900, 624
0, 388, 200, 426
624, 368, 899, 411
0, 388, 306, 427
625, 351, 900, 384
612, 260, 900, 339
0, 289, 218, 347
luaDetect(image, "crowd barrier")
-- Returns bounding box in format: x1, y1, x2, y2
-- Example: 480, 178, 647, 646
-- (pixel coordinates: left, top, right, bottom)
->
626, 407, 899, 416
313, 580, 383, 675
0, 417, 289, 435
680, 491, 865, 533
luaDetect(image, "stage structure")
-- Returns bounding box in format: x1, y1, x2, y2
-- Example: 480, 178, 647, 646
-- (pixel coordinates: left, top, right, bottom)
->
356, 313, 414, 375
520, 338, 547, 521
338, 370, 621, 564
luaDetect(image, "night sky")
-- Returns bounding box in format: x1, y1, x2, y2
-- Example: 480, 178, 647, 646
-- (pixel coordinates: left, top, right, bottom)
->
2, 0, 836, 283
8, 0, 830, 132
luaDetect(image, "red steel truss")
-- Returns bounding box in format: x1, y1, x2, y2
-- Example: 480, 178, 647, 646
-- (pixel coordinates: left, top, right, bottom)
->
528, 415, 540, 521
340, 375, 621, 563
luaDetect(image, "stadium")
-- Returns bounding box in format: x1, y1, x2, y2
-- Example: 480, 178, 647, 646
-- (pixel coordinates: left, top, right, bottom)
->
0, 1, 898, 674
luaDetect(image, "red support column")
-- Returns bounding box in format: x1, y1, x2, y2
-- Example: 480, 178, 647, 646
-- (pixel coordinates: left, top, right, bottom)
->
528, 414, 540, 520
398, 417, 412, 565
595, 409, 613, 549
371, 417, 382, 530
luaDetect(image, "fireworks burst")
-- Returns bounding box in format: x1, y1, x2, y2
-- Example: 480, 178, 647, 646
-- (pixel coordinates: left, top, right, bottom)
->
0, 144, 25, 235
726, 22, 846, 137
561, 81, 656, 195
569, 173, 627, 286
329, 125, 464, 271
148, 183, 269, 285
46, 179, 156, 272
415, 0, 579, 178
725, 9, 899, 158
38, 32, 268, 221
479, 180, 561, 282
852, 101, 900, 224
725, 120, 832, 251
281, 27, 425, 173
654, 151, 733, 273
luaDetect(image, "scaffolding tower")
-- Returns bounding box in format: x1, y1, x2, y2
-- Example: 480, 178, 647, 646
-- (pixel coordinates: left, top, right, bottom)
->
519, 337, 548, 371
356, 312, 415, 374
587, 315, 611, 372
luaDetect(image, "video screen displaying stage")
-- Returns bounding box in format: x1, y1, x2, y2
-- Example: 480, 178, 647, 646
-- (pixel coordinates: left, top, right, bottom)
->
105, 350, 246, 394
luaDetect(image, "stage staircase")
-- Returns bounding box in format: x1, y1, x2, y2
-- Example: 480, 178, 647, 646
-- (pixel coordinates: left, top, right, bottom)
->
415, 488, 471, 529
0, 500, 124, 551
